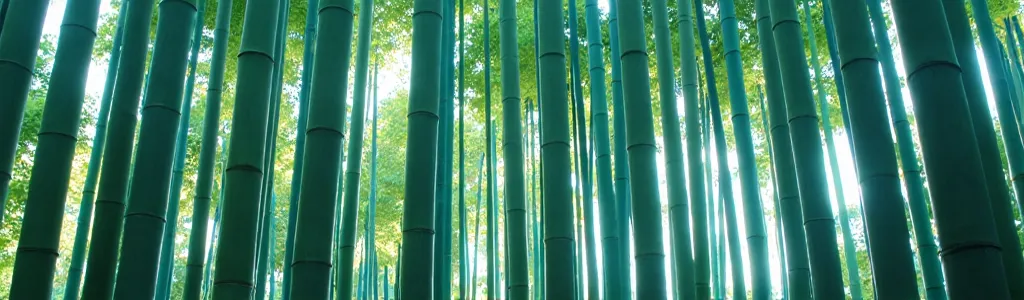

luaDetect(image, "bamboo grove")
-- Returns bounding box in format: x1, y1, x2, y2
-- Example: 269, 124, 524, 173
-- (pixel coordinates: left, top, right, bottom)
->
6, 0, 1024, 299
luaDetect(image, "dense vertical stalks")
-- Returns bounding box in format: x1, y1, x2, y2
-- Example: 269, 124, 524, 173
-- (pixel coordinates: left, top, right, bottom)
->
337, 0, 374, 298
826, 0, 921, 297
497, 0, 528, 296
719, 0, 772, 297
0, 0, 52, 214
6, 0, 101, 296
110, 0, 198, 296
396, 0, 443, 295
889, 0, 1010, 298
756, 88, 789, 299
79, 0, 158, 295
863, 2, 946, 298
64, 3, 129, 297
281, 0, 320, 296
953, 3, 1024, 300
209, 0, 282, 298
650, 0, 694, 296
182, 0, 232, 297
564, 1, 598, 297
675, 0, 710, 297
694, 1, 746, 298
767, 0, 846, 297
616, 0, 669, 297
583, 0, 622, 296
537, 0, 576, 296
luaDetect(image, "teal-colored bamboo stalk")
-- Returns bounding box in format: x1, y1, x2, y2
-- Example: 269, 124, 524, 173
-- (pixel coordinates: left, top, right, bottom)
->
281, 0, 319, 297
802, 2, 861, 298
719, 0, 772, 297
864, 1, 945, 298
695, 1, 746, 297
63, 2, 129, 297
607, 0, 633, 295
156, 1, 207, 296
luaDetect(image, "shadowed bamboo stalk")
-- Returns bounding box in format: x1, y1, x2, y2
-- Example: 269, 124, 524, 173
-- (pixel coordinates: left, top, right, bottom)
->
209, 0, 282, 298
0, 0, 53, 217
864, 1, 946, 298
948, 1, 1024, 298
889, 0, 1010, 298
6, 0, 102, 296
396, 0, 443, 295
826, 0, 921, 297
767, 0, 846, 296
64, 3, 129, 297
111, 0, 199, 296
80, 0, 159, 295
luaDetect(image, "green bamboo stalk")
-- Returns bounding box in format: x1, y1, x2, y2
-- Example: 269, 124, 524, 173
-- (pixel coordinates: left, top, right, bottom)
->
1005, 19, 1024, 104
182, 0, 232, 297
570, 93, 585, 300
109, 0, 198, 296
650, 0, 695, 296
370, 64, 380, 300
864, 1, 945, 298
397, 0, 443, 295
1000, 18, 1024, 220
615, 0, 669, 297
537, 0, 576, 296
825, 1, 921, 297
79, 0, 159, 295
490, 119, 500, 299
583, 0, 622, 296
531, 2, 543, 298
889, 0, 1010, 298
208, 0, 282, 298
472, 154, 484, 300
564, 1, 598, 298
337, 0, 374, 297
757, 2, 811, 296
482, 0, 496, 296
0, 0, 7, 34
433, 0, 455, 294
955, 1, 1024, 297
719, 0, 773, 297
156, 1, 206, 296
801, 2, 862, 298
675, 0, 710, 297
255, 4, 288, 291
694, 2, 746, 298
267, 194, 279, 299
497, 0, 528, 296
6, 0, 101, 296
281, 0, 320, 296
819, 0, 855, 160
202, 177, 225, 299
458, 0, 468, 297
607, 1, 633, 295
64, 2, 129, 297
756, 88, 789, 299
0, 0, 52, 215
767, 0, 846, 297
